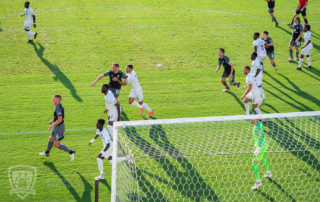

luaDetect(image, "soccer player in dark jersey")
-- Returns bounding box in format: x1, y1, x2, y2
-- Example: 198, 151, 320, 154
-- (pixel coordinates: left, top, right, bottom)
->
262, 31, 277, 71
288, 17, 303, 61
39, 95, 75, 160
265, 0, 279, 27
91, 63, 127, 100
215, 48, 240, 92
288, 0, 308, 26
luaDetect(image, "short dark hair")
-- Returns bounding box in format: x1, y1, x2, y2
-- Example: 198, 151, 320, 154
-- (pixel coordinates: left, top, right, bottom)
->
102, 84, 109, 90
244, 65, 251, 71
295, 17, 300, 23
113, 63, 119, 68
97, 119, 105, 126
25, 1, 30, 6
263, 31, 269, 35
219, 48, 225, 53
305, 24, 311, 31
251, 52, 258, 57
127, 64, 133, 69
54, 94, 62, 100
254, 32, 260, 37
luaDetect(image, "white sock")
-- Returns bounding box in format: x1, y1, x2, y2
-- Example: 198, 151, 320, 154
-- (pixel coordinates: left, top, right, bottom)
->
141, 103, 152, 112
259, 87, 266, 100
30, 30, 35, 35
299, 58, 303, 68
131, 101, 143, 109
97, 158, 104, 175
254, 107, 262, 114
26, 31, 32, 40
107, 125, 113, 137
244, 103, 250, 115
116, 156, 128, 163
307, 57, 311, 66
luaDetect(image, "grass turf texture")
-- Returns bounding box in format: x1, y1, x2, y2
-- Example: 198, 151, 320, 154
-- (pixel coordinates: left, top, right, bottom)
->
0, 0, 319, 201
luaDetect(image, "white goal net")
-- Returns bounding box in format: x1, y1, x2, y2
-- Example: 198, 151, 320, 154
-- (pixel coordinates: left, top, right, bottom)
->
111, 111, 320, 201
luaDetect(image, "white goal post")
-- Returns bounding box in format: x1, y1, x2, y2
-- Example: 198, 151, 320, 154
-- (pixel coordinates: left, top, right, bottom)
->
111, 111, 320, 201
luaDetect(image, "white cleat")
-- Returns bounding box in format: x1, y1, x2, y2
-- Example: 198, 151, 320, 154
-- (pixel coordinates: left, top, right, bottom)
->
39, 151, 49, 157
251, 180, 262, 190
95, 174, 105, 180
70, 151, 75, 161
264, 172, 272, 178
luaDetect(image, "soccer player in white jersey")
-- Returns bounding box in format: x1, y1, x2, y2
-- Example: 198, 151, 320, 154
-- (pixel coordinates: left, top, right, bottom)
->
251, 53, 266, 103
241, 66, 262, 115
297, 25, 313, 70
112, 64, 154, 117
20, 1, 37, 43
101, 84, 120, 136
88, 119, 129, 180
253, 32, 267, 66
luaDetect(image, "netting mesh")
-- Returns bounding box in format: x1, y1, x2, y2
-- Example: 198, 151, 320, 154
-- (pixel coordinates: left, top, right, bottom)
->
114, 116, 320, 201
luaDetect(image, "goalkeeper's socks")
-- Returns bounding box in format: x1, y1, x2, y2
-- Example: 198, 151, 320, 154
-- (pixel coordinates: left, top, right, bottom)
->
252, 163, 260, 180
261, 158, 271, 171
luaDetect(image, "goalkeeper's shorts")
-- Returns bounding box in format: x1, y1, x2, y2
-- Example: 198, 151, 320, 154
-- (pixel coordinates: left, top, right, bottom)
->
253, 145, 268, 161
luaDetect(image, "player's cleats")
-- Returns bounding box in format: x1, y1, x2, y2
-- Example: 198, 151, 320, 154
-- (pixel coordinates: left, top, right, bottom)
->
222, 87, 230, 92
39, 151, 49, 157
34, 33, 37, 39
288, 58, 293, 62
296, 67, 302, 71
275, 22, 279, 27
274, 67, 278, 72
264, 172, 272, 178
95, 174, 105, 180
237, 82, 240, 90
27, 39, 33, 43
147, 111, 154, 117
70, 150, 76, 161
140, 108, 144, 114
251, 180, 262, 190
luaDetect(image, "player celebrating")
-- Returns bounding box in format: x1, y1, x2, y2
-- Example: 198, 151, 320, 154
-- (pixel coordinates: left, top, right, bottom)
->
88, 119, 129, 180
288, 17, 303, 62
253, 32, 267, 66
265, 0, 279, 27
101, 84, 120, 136
20, 1, 37, 43
91, 63, 127, 100
112, 64, 154, 117
39, 95, 75, 160
288, 0, 309, 26
215, 48, 240, 92
297, 25, 313, 70
250, 118, 272, 190
241, 66, 262, 115
262, 31, 277, 72
251, 53, 266, 103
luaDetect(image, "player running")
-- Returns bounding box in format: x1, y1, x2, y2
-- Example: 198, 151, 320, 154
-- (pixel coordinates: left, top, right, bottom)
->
288, 17, 303, 62
251, 53, 266, 103
112, 64, 154, 117
20, 1, 37, 43
91, 63, 127, 100
215, 48, 240, 92
39, 95, 75, 160
253, 32, 267, 66
297, 24, 313, 70
288, 0, 309, 26
250, 118, 272, 190
262, 31, 277, 72
88, 119, 130, 180
241, 66, 262, 115
101, 84, 121, 136
265, 0, 279, 27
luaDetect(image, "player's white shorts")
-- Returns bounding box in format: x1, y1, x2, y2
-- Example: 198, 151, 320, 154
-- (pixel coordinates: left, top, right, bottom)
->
258, 55, 266, 63
255, 72, 263, 87
100, 145, 113, 158
24, 21, 32, 30
246, 91, 261, 105
301, 44, 313, 56
108, 110, 118, 122
129, 88, 144, 102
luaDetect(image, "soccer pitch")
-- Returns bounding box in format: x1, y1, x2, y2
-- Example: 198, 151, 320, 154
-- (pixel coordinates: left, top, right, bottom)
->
0, 0, 319, 201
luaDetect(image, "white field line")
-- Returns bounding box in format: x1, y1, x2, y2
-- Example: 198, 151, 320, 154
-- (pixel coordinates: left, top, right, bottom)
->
0, 128, 95, 136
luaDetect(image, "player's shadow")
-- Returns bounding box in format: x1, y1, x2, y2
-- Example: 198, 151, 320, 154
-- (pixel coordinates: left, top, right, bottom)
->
226, 91, 245, 111
99, 179, 111, 192
31, 42, 82, 102
299, 168, 320, 183
305, 67, 320, 77
43, 161, 93, 202
255, 190, 276, 202
277, 26, 292, 36
267, 178, 296, 202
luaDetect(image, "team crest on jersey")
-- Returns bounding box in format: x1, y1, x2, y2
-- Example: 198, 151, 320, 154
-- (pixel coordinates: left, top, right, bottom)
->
8, 165, 37, 199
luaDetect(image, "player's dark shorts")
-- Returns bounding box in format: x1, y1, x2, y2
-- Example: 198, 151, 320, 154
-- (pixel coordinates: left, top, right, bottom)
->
51, 123, 65, 141
296, 7, 306, 16
109, 87, 120, 98
289, 38, 301, 47
221, 71, 235, 82
268, 1, 275, 13
267, 50, 275, 60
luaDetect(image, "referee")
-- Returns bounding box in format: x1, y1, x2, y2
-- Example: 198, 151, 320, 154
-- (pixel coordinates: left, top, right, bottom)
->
288, 0, 309, 26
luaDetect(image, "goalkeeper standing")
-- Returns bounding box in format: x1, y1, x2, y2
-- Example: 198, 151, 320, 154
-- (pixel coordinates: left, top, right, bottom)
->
251, 118, 272, 190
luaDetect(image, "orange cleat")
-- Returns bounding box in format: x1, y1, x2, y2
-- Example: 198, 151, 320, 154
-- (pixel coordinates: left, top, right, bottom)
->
147, 111, 154, 117
140, 108, 144, 114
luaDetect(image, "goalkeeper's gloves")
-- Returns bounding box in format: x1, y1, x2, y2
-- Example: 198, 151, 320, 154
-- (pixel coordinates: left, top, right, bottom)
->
254, 147, 261, 157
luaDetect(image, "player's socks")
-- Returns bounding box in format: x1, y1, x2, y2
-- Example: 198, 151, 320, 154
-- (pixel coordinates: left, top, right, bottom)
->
58, 144, 71, 153
97, 158, 104, 174
304, 19, 308, 24
289, 50, 293, 59
222, 81, 229, 89
299, 58, 303, 68
252, 163, 260, 181
244, 103, 250, 115
30, 30, 35, 35
26, 31, 32, 40
46, 141, 54, 153
259, 87, 266, 100
141, 103, 152, 112
131, 101, 143, 109
254, 107, 262, 114
272, 63, 278, 71
296, 52, 299, 60
307, 57, 311, 67
261, 157, 270, 172
107, 124, 113, 137
273, 17, 279, 25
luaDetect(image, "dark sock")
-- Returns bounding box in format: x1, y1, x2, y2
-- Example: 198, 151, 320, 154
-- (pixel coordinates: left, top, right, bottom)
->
273, 17, 278, 24
305, 19, 308, 24
222, 81, 229, 88
296, 51, 299, 59
58, 144, 71, 153
234, 82, 239, 86
272, 63, 276, 68
46, 141, 54, 153
289, 50, 293, 58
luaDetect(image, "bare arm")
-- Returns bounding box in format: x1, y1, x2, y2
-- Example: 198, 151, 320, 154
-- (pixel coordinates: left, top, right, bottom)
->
91, 74, 104, 86
229, 62, 234, 77
295, 31, 303, 43
301, 2, 307, 11
302, 40, 311, 49
115, 102, 121, 121
215, 64, 221, 73
254, 46, 257, 53
48, 116, 63, 131
254, 69, 261, 77
103, 143, 110, 152
112, 77, 128, 86
88, 134, 99, 145
32, 15, 36, 27
242, 84, 252, 99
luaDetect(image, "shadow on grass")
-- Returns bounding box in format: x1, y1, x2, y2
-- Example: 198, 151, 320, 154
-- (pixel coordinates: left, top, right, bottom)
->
31, 42, 82, 102
226, 91, 245, 111
44, 161, 92, 202
99, 179, 111, 192
277, 26, 292, 36
267, 178, 296, 202
299, 168, 320, 183
306, 66, 320, 77
264, 88, 305, 111
255, 190, 276, 202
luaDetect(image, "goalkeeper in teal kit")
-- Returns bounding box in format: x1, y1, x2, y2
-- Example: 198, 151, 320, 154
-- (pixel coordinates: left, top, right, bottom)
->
251, 118, 272, 190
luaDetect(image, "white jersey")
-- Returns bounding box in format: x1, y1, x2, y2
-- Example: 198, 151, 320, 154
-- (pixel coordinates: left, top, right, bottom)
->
246, 73, 259, 93
253, 38, 266, 56
24, 7, 34, 24
251, 58, 263, 76
105, 90, 118, 113
127, 71, 142, 90
96, 128, 112, 146
304, 31, 312, 46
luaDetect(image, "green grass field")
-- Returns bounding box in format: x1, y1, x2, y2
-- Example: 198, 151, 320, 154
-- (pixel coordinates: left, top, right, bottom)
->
0, 0, 319, 201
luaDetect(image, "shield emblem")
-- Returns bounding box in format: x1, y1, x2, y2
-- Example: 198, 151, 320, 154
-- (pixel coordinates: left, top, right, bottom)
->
8, 165, 37, 199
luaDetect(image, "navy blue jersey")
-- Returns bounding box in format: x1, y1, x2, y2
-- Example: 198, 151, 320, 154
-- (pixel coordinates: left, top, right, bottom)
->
104, 70, 127, 89
219, 56, 234, 74
292, 24, 303, 40
263, 37, 274, 53
54, 104, 64, 125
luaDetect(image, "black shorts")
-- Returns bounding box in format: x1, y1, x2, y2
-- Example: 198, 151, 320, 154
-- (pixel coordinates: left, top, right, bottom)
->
268, 1, 275, 13
296, 7, 306, 16
221, 71, 235, 82
267, 50, 275, 60
51, 124, 65, 141
109, 87, 120, 98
